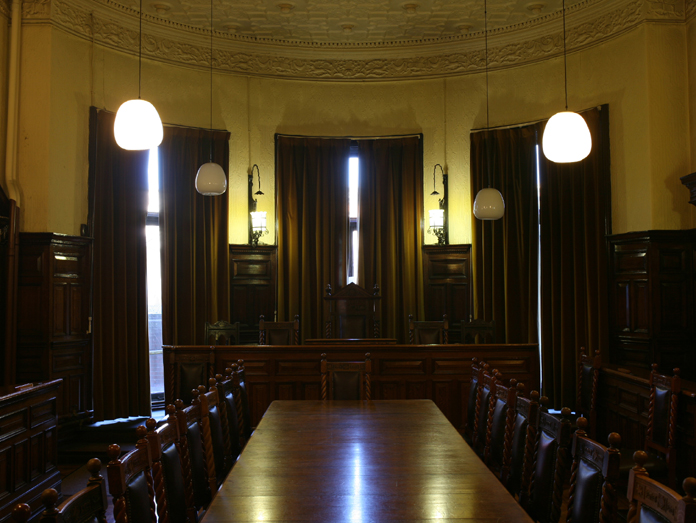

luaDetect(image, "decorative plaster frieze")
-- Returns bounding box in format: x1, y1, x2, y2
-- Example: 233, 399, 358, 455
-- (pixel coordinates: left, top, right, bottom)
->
46, 0, 684, 80
686, 0, 695, 18
0, 0, 10, 18
23, 0, 51, 19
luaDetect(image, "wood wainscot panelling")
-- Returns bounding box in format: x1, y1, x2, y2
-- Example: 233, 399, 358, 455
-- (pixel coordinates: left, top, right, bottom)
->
596, 366, 696, 487
607, 230, 696, 379
229, 245, 277, 344
163, 343, 539, 433
422, 245, 472, 343
15, 234, 93, 433
0, 380, 61, 523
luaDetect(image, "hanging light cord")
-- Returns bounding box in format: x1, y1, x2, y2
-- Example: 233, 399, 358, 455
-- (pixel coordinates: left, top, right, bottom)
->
138, 0, 142, 99
209, 0, 214, 162
562, 0, 568, 110
484, 0, 492, 189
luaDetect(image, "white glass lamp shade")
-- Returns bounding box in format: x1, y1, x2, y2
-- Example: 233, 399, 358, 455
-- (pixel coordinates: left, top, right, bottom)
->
114, 99, 164, 151
195, 162, 227, 196
251, 211, 267, 231
428, 209, 445, 229
542, 111, 592, 163
473, 188, 505, 220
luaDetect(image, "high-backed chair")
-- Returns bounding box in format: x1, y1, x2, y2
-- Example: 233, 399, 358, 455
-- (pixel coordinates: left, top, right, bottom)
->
464, 358, 485, 444
175, 397, 213, 512
324, 283, 381, 338
576, 347, 601, 439
320, 353, 372, 400
566, 418, 621, 523
461, 319, 497, 344
12, 458, 108, 523
509, 388, 540, 502
198, 384, 228, 488
524, 403, 573, 523
473, 365, 497, 456
619, 365, 681, 489
408, 314, 448, 344
145, 411, 196, 523
106, 437, 158, 523
485, 374, 519, 476
236, 360, 253, 441
204, 320, 241, 345
259, 314, 300, 345
165, 345, 215, 405
213, 371, 242, 463
627, 451, 695, 523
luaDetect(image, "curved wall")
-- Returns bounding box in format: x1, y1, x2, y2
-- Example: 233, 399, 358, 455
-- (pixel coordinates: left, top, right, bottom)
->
8, 6, 696, 240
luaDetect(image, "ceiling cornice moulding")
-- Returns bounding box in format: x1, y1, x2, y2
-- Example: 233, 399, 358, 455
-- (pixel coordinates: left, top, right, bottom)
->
33, 0, 685, 80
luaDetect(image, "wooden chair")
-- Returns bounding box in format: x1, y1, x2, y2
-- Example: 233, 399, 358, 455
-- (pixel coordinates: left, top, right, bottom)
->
213, 371, 243, 464
235, 360, 253, 442
566, 418, 622, 523
145, 410, 196, 523
324, 283, 381, 338
461, 319, 496, 344
197, 384, 228, 488
619, 365, 681, 489
627, 451, 695, 523
576, 347, 601, 439
524, 402, 573, 523
509, 388, 540, 502
320, 353, 372, 400
485, 373, 519, 477
408, 314, 448, 344
12, 458, 108, 523
165, 345, 215, 405
106, 436, 157, 523
464, 358, 485, 444
204, 320, 241, 345
259, 314, 300, 345
473, 365, 497, 456
175, 397, 213, 512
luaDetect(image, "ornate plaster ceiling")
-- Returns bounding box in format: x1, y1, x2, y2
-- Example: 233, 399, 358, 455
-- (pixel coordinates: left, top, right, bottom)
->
131, 0, 573, 42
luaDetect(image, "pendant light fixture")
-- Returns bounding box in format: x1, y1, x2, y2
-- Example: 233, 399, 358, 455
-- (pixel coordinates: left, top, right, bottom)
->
113, 0, 163, 150
542, 0, 592, 163
195, 0, 227, 196
473, 0, 505, 221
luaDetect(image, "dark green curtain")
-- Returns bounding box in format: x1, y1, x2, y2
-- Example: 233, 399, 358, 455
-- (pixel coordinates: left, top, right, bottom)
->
91, 107, 151, 420
276, 136, 351, 340
357, 137, 424, 342
470, 125, 540, 345
538, 106, 611, 408
159, 127, 231, 346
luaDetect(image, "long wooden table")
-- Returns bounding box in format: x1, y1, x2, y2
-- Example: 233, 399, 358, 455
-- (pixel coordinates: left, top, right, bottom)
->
203, 400, 534, 522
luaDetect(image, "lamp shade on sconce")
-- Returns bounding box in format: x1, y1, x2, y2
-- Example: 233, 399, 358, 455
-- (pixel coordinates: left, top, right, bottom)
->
114, 99, 164, 151
251, 211, 267, 231
428, 209, 444, 228
542, 111, 592, 163
195, 162, 227, 195
473, 188, 505, 220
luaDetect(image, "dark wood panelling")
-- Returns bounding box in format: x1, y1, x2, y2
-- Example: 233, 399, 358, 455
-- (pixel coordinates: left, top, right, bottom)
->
163, 343, 539, 434
0, 380, 61, 523
16, 234, 93, 430
422, 245, 472, 343
608, 230, 696, 379
597, 366, 695, 487
229, 244, 277, 344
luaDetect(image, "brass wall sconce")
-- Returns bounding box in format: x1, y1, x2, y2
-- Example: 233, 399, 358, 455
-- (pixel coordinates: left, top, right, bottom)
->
428, 163, 448, 245
248, 164, 267, 245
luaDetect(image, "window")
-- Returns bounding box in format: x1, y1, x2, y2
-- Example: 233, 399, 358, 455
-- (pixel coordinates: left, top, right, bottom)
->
146, 148, 164, 406
347, 155, 359, 284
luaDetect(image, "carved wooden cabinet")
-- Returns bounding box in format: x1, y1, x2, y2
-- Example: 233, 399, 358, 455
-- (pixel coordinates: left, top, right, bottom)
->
15, 233, 93, 429
607, 230, 695, 378
422, 245, 472, 343
229, 244, 277, 344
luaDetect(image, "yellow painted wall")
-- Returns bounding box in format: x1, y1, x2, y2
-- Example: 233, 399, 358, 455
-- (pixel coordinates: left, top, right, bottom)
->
11, 16, 695, 239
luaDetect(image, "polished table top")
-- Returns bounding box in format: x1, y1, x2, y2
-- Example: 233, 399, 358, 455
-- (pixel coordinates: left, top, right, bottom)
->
203, 400, 534, 522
